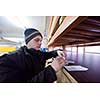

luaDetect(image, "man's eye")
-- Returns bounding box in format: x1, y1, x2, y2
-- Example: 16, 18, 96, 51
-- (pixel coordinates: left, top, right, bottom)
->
35, 39, 41, 42
35, 39, 39, 42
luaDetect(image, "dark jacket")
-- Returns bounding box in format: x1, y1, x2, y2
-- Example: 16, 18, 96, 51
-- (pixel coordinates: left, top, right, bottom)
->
0, 46, 58, 83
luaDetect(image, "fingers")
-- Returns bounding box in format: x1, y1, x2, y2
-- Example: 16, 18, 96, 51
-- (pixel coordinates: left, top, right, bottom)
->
56, 56, 66, 66
57, 50, 65, 57
57, 50, 66, 61
51, 56, 66, 72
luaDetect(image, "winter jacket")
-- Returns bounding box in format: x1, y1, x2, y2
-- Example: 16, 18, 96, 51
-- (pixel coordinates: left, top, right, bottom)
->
0, 46, 58, 83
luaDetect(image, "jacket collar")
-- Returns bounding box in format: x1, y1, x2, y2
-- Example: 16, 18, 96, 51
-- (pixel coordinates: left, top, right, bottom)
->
21, 46, 40, 56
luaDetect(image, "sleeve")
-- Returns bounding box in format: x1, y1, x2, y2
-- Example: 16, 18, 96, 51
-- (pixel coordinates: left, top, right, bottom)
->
29, 65, 57, 83
43, 50, 58, 60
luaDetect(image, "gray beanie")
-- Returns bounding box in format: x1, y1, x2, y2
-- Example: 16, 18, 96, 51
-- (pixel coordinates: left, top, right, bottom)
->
24, 28, 43, 44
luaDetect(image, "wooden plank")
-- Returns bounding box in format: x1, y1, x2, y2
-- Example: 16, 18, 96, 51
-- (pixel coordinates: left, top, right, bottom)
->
56, 69, 78, 83
52, 39, 91, 47
48, 16, 60, 40
48, 16, 87, 46
64, 33, 95, 40
76, 23, 100, 32
47, 16, 54, 37
71, 29, 100, 36
62, 68, 78, 83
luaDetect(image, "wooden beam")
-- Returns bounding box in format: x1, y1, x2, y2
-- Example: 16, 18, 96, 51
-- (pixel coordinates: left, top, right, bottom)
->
76, 23, 100, 32
57, 37, 90, 41
48, 16, 87, 46
51, 38, 90, 47
48, 16, 53, 33
64, 33, 97, 40
71, 29, 100, 37
47, 16, 60, 40
83, 18, 100, 27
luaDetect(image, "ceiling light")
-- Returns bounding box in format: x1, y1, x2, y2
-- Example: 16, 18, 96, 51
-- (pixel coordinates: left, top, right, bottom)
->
5, 16, 30, 29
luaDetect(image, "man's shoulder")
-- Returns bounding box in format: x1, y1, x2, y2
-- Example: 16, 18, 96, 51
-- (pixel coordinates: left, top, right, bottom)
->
0, 53, 8, 58
13, 46, 27, 54
2, 46, 26, 57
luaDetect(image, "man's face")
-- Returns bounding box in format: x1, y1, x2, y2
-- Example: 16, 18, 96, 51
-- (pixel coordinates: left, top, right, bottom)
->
27, 35, 42, 50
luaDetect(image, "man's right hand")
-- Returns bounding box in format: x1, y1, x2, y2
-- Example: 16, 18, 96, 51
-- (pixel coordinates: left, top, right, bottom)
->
51, 56, 66, 72
57, 50, 65, 57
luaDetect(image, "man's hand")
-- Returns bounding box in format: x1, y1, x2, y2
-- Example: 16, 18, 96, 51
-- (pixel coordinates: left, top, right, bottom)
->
51, 56, 66, 72
57, 50, 65, 57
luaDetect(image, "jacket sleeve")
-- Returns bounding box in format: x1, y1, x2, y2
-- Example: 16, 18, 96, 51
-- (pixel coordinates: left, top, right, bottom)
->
30, 65, 57, 83
42, 50, 58, 60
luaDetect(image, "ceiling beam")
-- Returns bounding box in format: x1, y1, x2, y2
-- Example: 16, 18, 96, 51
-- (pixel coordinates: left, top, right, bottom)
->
49, 37, 91, 47
83, 18, 100, 27
71, 29, 100, 36
57, 37, 90, 41
48, 16, 87, 46
76, 23, 100, 32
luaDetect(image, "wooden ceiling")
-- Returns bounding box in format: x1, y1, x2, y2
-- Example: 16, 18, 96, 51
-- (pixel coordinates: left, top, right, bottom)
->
48, 16, 100, 47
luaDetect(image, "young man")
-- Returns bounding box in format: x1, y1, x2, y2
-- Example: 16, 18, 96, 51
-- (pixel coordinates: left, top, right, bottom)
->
0, 28, 66, 83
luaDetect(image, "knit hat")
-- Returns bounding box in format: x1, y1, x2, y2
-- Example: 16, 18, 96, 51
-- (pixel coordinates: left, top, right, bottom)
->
24, 28, 43, 44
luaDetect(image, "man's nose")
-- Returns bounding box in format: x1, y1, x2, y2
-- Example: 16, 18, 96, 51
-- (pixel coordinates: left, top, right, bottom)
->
38, 41, 42, 45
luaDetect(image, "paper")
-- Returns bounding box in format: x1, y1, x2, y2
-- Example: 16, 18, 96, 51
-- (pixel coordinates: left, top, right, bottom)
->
64, 65, 88, 71
67, 60, 75, 64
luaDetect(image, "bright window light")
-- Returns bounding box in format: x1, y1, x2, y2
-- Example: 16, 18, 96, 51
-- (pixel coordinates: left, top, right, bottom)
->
72, 47, 77, 52
66, 47, 71, 51
78, 47, 84, 53
85, 46, 100, 53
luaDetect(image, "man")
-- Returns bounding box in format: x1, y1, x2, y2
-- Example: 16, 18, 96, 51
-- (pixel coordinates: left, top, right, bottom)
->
0, 28, 66, 83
